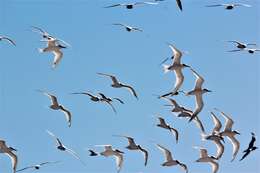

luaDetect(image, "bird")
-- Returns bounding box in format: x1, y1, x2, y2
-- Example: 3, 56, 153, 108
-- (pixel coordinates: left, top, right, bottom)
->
215, 108, 240, 161
38, 38, 67, 68
0, 36, 16, 46
175, 0, 183, 11
46, 130, 85, 165
38, 90, 72, 127
0, 139, 18, 173
227, 40, 256, 49
88, 149, 98, 156
97, 73, 138, 99
204, 134, 225, 160
244, 48, 260, 54
162, 43, 190, 96
16, 161, 60, 172
186, 67, 211, 122
194, 146, 219, 173
240, 132, 257, 161
160, 96, 205, 132
98, 93, 118, 114
156, 116, 179, 143
113, 135, 148, 166
112, 23, 143, 32
104, 1, 159, 9
156, 144, 188, 173
95, 145, 124, 172
206, 3, 251, 10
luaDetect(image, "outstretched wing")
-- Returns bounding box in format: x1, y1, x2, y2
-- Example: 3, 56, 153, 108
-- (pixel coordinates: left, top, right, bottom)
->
59, 105, 72, 127
121, 84, 138, 99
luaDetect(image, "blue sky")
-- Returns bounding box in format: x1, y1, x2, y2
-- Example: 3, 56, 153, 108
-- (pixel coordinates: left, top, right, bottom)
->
0, 0, 259, 173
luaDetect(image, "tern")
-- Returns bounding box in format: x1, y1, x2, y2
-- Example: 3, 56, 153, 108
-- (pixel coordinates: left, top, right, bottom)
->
206, 3, 251, 10
156, 144, 188, 173
156, 116, 179, 143
227, 40, 256, 49
186, 67, 211, 122
194, 146, 219, 173
97, 73, 138, 99
38, 38, 67, 68
38, 90, 72, 127
16, 161, 60, 172
0, 139, 18, 173
215, 108, 240, 161
113, 23, 143, 32
0, 36, 16, 46
228, 48, 260, 54
240, 132, 257, 161
46, 130, 85, 165
113, 135, 148, 166
95, 145, 124, 172
104, 1, 159, 9
162, 43, 190, 96
160, 96, 205, 132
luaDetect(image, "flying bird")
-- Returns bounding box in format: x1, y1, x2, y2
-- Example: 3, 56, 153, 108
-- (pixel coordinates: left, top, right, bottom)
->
186, 67, 211, 122
38, 38, 67, 68
162, 43, 190, 96
16, 161, 60, 172
38, 90, 72, 127
0, 139, 18, 173
97, 73, 138, 99
113, 23, 143, 32
215, 108, 240, 161
113, 135, 148, 166
95, 145, 124, 172
46, 130, 85, 165
104, 1, 159, 9
0, 36, 16, 46
227, 40, 256, 49
240, 132, 257, 161
156, 144, 188, 173
156, 116, 179, 143
206, 3, 251, 10
194, 147, 219, 173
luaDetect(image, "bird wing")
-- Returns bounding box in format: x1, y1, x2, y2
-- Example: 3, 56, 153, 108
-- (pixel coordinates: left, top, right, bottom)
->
209, 160, 219, 173
138, 146, 148, 166
168, 43, 182, 64
205, 4, 225, 7
114, 153, 123, 172
97, 73, 120, 85
112, 23, 127, 28
59, 105, 72, 127
46, 130, 63, 147
103, 101, 117, 114
227, 49, 243, 52
121, 84, 138, 99
5, 151, 18, 173
170, 127, 179, 143
0, 36, 16, 46
113, 98, 124, 104
227, 40, 242, 45
189, 93, 204, 122
158, 117, 167, 127
161, 97, 179, 108
135, 2, 158, 6
234, 3, 251, 7
104, 4, 122, 8
198, 148, 208, 158
193, 116, 205, 132
210, 112, 222, 133
215, 108, 234, 131
16, 166, 35, 172
39, 90, 59, 106
213, 140, 225, 159
240, 150, 251, 161
132, 27, 143, 32
176, 0, 183, 11
248, 135, 256, 150
190, 68, 204, 89
52, 49, 63, 68
39, 161, 60, 166
172, 68, 184, 94
156, 144, 173, 162
178, 161, 188, 173
65, 147, 86, 165
228, 136, 240, 161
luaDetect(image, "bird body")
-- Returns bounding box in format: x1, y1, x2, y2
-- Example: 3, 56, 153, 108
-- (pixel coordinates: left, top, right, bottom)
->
0, 140, 17, 173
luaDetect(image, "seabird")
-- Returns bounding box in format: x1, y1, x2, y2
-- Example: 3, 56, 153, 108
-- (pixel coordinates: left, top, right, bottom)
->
0, 36, 16, 46
194, 146, 219, 173
46, 130, 85, 165
156, 116, 179, 143
113, 23, 143, 32
97, 73, 138, 99
104, 1, 159, 9
38, 38, 67, 68
206, 3, 251, 10
240, 132, 257, 161
215, 108, 240, 161
38, 90, 72, 127
113, 135, 148, 166
0, 139, 18, 173
162, 43, 190, 96
227, 40, 256, 49
186, 67, 211, 122
156, 144, 188, 173
95, 145, 124, 172
16, 161, 60, 172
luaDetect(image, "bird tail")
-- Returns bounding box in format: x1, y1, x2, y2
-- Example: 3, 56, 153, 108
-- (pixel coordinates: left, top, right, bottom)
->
162, 64, 171, 73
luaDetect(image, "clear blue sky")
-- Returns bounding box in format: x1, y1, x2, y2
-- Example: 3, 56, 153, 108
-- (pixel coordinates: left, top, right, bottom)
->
0, 0, 259, 173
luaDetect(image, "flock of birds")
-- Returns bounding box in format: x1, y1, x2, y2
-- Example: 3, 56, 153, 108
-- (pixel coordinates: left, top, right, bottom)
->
0, 0, 259, 173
